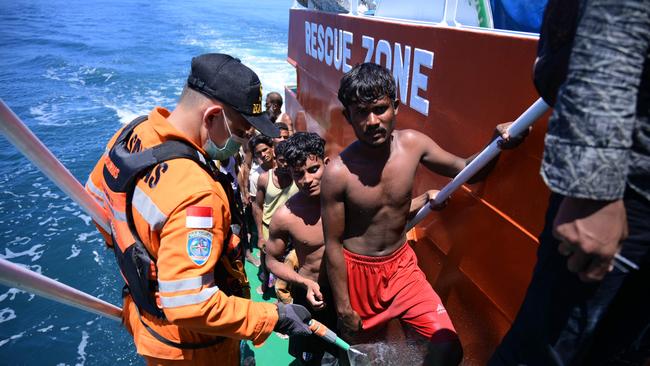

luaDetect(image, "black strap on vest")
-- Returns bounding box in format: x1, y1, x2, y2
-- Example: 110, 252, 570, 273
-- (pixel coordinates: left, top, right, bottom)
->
140, 318, 225, 349
125, 287, 226, 349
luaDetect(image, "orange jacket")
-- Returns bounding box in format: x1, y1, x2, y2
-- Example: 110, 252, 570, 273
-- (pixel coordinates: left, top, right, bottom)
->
86, 107, 278, 362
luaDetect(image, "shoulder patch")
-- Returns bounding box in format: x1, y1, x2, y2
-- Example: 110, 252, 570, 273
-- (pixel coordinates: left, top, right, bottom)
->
187, 230, 213, 266
186, 206, 213, 228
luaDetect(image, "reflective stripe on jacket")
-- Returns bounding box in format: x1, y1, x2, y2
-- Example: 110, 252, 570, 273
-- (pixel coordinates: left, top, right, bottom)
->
86, 107, 277, 362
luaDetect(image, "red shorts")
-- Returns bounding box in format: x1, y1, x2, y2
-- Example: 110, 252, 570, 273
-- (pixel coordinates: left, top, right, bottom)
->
344, 242, 457, 343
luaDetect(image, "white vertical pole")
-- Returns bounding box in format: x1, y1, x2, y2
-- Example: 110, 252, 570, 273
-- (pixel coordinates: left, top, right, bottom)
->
350, 0, 358, 15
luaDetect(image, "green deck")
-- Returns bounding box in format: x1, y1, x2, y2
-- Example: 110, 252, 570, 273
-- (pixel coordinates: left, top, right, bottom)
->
243, 248, 297, 366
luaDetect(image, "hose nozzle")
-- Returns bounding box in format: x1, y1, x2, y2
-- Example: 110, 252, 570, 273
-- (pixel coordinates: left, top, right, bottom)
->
308, 319, 366, 356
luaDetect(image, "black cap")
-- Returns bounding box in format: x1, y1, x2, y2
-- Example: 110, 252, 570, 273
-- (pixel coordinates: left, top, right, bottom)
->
187, 53, 279, 138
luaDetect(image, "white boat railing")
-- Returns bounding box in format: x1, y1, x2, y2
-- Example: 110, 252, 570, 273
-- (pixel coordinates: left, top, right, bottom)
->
0, 257, 122, 321
406, 97, 550, 231
0, 100, 110, 233
0, 99, 122, 320
405, 98, 638, 273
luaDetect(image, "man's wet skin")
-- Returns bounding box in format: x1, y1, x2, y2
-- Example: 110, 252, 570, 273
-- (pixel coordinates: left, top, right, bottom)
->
266, 153, 330, 309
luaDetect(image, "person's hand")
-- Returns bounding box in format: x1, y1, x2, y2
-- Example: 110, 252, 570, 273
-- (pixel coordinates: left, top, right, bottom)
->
274, 303, 312, 337
495, 121, 531, 149
337, 308, 362, 339
303, 279, 325, 310
553, 197, 628, 282
426, 189, 447, 210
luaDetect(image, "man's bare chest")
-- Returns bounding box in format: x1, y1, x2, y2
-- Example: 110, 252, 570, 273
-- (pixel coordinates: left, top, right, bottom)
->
345, 163, 416, 210
288, 218, 325, 249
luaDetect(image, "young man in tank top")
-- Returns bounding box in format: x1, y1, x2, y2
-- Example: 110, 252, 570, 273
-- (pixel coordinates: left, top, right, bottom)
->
255, 139, 299, 296
321, 63, 527, 365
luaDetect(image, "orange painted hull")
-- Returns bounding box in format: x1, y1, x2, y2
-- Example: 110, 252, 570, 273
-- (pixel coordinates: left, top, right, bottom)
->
286, 9, 550, 363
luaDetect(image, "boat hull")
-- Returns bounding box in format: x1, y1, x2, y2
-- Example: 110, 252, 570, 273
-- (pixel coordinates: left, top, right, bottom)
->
286, 8, 551, 363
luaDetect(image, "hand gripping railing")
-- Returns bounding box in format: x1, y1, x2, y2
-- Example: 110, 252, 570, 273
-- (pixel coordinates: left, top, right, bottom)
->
0, 99, 121, 320
404, 98, 638, 272
406, 98, 550, 231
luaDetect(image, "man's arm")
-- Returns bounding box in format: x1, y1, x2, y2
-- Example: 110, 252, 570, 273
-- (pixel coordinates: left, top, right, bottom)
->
407, 129, 467, 178
407, 189, 442, 221
321, 159, 362, 335
265, 208, 324, 309
254, 172, 268, 249
238, 164, 250, 203
544, 0, 648, 281
413, 122, 527, 183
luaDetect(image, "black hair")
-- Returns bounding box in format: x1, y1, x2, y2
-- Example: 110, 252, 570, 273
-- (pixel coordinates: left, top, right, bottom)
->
248, 134, 274, 152
337, 63, 396, 109
284, 132, 326, 168
275, 122, 289, 131
274, 139, 289, 158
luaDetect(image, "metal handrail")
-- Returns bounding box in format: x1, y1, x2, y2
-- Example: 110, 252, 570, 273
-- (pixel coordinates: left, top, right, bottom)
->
405, 98, 638, 272
0, 100, 110, 233
0, 258, 122, 321
406, 97, 550, 231
0, 99, 122, 320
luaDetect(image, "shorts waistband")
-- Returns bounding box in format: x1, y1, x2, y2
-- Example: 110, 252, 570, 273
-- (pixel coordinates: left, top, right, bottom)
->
343, 242, 410, 264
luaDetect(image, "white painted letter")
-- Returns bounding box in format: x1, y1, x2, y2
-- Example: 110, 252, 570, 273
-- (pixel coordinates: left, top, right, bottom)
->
393, 43, 412, 105
334, 29, 343, 70
325, 27, 334, 65
342, 31, 353, 72
305, 21, 311, 56
317, 24, 325, 61
310, 22, 318, 59
410, 48, 434, 116
362, 35, 374, 63
374, 39, 392, 70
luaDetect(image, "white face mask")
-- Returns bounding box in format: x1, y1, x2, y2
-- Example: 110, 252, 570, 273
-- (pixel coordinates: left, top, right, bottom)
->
204, 111, 246, 160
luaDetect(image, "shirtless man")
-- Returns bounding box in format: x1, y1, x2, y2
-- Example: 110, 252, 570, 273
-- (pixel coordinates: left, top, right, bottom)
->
264, 132, 336, 364
321, 63, 525, 365
266, 132, 441, 365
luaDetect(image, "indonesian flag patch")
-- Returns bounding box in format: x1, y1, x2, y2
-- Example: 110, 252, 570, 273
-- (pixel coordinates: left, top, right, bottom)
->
186, 206, 213, 228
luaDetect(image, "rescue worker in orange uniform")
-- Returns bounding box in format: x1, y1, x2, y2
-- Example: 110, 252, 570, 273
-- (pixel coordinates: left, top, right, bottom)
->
85, 53, 312, 365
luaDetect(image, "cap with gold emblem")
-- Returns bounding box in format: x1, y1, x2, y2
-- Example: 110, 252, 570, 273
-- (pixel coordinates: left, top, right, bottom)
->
187, 53, 279, 138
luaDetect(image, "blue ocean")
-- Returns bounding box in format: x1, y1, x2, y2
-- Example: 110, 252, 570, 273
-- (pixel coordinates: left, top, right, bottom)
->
0, 0, 295, 364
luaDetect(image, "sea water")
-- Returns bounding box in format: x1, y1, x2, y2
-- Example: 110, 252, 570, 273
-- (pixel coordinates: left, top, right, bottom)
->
0, 0, 294, 364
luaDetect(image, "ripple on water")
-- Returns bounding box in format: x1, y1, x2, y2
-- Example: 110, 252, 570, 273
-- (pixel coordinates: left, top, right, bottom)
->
37, 325, 54, 333
0, 331, 25, 348
0, 288, 25, 302
66, 244, 81, 260
0, 308, 17, 324
1, 243, 45, 262
75, 330, 89, 366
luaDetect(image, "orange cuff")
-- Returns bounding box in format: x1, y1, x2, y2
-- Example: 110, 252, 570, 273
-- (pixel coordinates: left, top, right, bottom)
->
251, 302, 279, 347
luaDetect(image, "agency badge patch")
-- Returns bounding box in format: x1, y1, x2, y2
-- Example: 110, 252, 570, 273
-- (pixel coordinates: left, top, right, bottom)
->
187, 230, 212, 266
